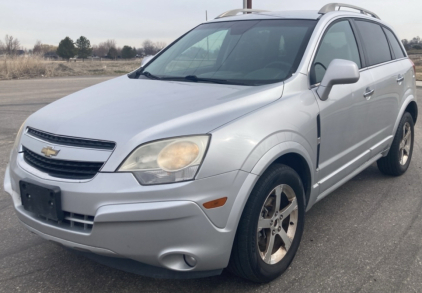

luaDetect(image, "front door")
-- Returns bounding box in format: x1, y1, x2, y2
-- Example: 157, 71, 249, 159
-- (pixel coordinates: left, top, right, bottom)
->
310, 19, 373, 193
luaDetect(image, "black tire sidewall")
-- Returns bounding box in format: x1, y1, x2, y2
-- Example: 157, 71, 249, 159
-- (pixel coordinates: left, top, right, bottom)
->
391, 112, 415, 174
240, 164, 306, 281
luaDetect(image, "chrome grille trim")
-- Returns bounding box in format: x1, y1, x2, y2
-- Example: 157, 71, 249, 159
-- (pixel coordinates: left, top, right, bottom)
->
22, 146, 104, 180
27, 127, 116, 150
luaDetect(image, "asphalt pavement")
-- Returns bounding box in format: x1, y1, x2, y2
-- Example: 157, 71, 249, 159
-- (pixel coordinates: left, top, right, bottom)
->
1, 76, 422, 292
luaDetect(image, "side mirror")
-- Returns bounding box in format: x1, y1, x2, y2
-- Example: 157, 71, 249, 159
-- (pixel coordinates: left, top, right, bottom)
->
316, 59, 360, 101
141, 55, 154, 67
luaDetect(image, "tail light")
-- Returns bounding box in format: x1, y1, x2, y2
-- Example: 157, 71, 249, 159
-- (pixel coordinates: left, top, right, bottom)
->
410, 59, 416, 76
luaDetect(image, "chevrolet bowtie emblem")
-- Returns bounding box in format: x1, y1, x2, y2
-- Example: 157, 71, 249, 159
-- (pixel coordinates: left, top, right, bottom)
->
41, 146, 60, 158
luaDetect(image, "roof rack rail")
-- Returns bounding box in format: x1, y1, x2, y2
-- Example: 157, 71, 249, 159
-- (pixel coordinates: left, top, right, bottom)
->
318, 3, 380, 19
215, 9, 269, 19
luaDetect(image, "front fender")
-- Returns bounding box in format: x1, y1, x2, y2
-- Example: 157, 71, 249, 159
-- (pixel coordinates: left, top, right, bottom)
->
246, 140, 315, 177
224, 140, 318, 237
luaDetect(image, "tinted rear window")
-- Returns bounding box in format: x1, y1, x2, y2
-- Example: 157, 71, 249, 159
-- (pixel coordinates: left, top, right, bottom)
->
355, 21, 392, 66
383, 28, 406, 59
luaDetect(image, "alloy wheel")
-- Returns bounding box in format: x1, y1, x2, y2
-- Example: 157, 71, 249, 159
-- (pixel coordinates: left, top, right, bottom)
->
399, 122, 412, 165
257, 184, 298, 265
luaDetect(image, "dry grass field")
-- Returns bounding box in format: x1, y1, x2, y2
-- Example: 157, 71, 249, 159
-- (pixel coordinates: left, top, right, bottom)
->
409, 54, 422, 81
0, 55, 141, 80
1, 54, 421, 81
412, 57, 422, 81
416, 67, 422, 81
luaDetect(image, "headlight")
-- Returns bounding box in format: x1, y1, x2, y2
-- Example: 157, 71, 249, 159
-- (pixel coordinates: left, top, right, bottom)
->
10, 121, 26, 161
118, 135, 210, 185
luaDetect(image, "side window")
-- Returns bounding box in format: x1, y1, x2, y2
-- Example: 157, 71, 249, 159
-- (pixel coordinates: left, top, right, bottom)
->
383, 28, 406, 59
311, 20, 361, 85
355, 21, 392, 66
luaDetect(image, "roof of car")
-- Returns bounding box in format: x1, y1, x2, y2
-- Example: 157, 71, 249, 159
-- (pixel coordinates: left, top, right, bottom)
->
209, 8, 384, 25
210, 10, 322, 22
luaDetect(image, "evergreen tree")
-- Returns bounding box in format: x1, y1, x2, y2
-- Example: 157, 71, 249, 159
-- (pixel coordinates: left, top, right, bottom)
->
121, 45, 136, 59
75, 36, 92, 61
107, 47, 118, 60
57, 37, 76, 61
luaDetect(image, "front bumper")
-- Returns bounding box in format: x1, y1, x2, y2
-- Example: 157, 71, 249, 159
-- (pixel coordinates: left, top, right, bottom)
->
4, 158, 255, 272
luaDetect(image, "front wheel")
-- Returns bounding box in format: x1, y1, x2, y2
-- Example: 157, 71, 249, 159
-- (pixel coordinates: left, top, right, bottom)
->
377, 112, 414, 176
228, 164, 305, 283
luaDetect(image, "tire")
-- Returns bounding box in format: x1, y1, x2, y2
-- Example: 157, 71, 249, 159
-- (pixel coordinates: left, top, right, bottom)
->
377, 112, 414, 176
228, 164, 306, 283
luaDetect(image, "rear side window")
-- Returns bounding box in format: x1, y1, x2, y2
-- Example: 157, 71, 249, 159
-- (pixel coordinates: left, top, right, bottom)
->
355, 21, 392, 66
311, 20, 361, 85
383, 28, 406, 59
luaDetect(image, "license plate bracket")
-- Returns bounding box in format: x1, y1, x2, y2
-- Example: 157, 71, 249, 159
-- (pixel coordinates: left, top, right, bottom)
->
20, 180, 63, 221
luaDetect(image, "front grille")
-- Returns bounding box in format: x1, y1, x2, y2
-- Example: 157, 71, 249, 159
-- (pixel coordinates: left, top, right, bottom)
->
37, 211, 94, 232
27, 127, 116, 150
23, 146, 103, 180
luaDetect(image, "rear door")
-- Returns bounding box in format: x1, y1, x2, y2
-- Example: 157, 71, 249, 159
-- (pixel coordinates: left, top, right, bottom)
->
310, 19, 373, 193
353, 20, 402, 157
382, 27, 414, 128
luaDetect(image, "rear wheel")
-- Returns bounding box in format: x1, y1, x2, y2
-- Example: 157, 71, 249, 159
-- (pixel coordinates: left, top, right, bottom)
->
377, 112, 414, 176
228, 164, 305, 283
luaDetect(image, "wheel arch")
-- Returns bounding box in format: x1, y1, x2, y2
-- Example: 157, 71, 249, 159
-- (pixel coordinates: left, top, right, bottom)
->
393, 96, 417, 137
249, 142, 314, 206
223, 145, 315, 268
272, 153, 312, 207
405, 101, 418, 124
226, 142, 316, 232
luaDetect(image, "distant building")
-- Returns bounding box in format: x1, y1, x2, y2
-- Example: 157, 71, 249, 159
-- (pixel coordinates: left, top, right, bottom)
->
44, 52, 59, 59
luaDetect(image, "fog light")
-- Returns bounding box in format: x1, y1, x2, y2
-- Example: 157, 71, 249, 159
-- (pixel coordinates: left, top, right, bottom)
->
183, 254, 197, 267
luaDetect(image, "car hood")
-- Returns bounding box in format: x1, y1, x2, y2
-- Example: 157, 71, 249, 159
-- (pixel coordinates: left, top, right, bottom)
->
26, 75, 283, 161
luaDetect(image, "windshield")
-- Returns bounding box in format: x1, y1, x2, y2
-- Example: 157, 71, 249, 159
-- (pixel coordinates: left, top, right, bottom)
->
139, 20, 316, 86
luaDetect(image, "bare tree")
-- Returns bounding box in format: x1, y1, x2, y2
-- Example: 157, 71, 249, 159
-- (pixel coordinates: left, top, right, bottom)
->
4, 35, 20, 55
103, 39, 116, 50
142, 40, 167, 56
0, 40, 4, 54
33, 40, 58, 57
155, 41, 167, 51
411, 36, 421, 45
135, 47, 144, 57
93, 44, 106, 57
92, 45, 99, 56
94, 39, 117, 57
33, 40, 43, 54
142, 40, 156, 56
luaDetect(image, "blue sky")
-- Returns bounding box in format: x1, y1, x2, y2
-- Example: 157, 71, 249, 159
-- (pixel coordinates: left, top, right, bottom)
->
0, 0, 421, 49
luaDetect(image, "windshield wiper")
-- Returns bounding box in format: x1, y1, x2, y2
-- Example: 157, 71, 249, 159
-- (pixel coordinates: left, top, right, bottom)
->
140, 71, 161, 80
181, 75, 237, 85
140, 73, 248, 85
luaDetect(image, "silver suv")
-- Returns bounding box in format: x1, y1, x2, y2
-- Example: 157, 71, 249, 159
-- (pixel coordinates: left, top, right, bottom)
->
4, 3, 418, 283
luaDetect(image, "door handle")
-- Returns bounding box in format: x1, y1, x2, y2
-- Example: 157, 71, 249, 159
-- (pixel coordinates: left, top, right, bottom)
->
397, 74, 404, 83
363, 88, 375, 99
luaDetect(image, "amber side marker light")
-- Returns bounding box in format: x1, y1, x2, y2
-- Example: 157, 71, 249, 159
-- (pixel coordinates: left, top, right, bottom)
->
203, 197, 228, 209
